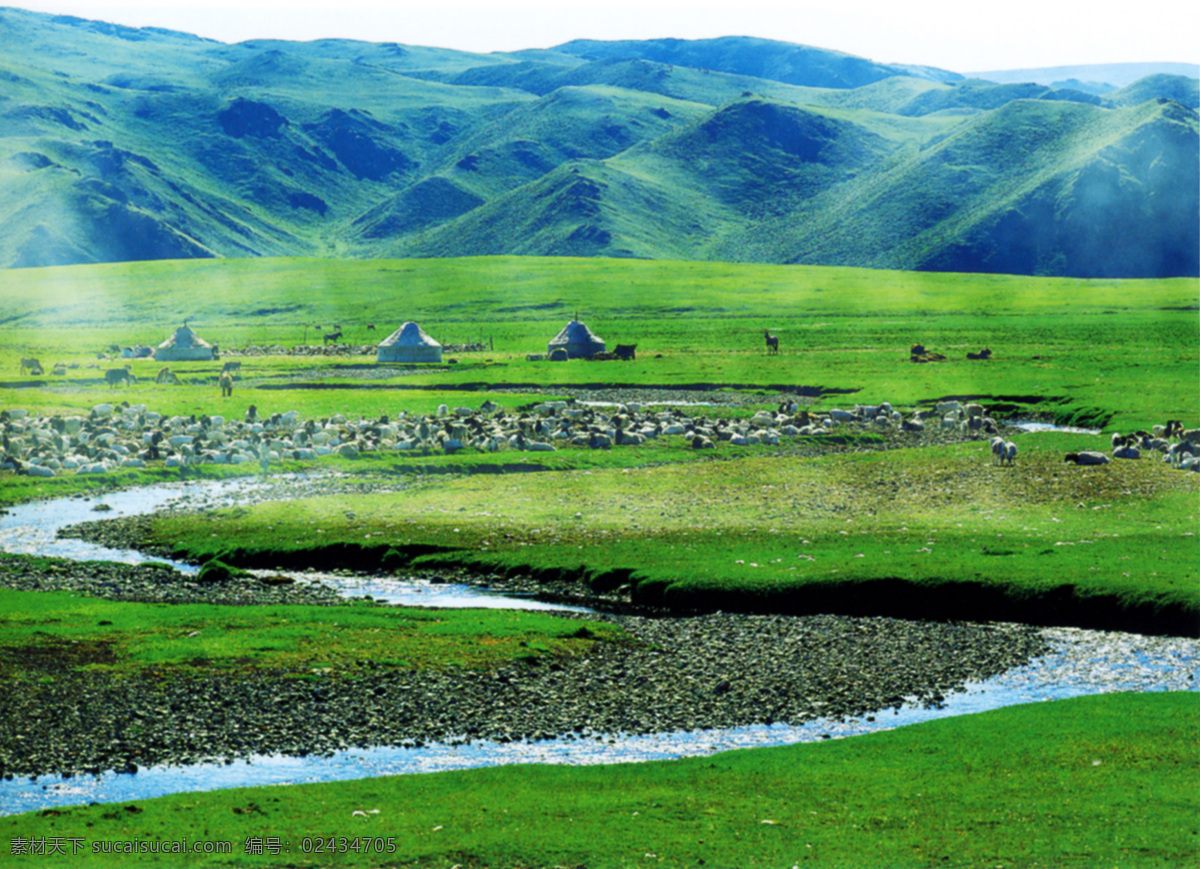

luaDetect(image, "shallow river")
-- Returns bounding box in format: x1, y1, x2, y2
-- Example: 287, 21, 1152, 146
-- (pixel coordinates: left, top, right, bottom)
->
0, 477, 1195, 817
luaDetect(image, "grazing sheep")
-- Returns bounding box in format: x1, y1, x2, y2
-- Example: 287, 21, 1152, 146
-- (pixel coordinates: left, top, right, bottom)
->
1113, 444, 1141, 460
1002, 441, 1018, 466
990, 436, 1006, 464
1064, 451, 1111, 466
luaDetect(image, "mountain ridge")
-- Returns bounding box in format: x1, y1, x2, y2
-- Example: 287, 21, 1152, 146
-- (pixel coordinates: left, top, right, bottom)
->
0, 6, 1196, 277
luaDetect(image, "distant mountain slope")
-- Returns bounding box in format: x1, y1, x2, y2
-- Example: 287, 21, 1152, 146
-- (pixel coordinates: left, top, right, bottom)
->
0, 6, 1196, 277
1110, 74, 1200, 109
552, 36, 961, 89
970, 62, 1200, 89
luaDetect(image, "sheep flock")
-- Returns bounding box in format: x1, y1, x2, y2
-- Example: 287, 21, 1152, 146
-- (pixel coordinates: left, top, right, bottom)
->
1, 397, 1196, 480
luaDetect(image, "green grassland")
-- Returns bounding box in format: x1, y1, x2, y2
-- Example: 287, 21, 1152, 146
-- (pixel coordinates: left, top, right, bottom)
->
1, 256, 1196, 428
1, 256, 1197, 631
1, 256, 1197, 864
144, 435, 1200, 634
0, 588, 619, 680
3, 692, 1196, 867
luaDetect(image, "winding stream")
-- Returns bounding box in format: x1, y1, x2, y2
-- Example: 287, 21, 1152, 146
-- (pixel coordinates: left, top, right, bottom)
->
0, 477, 1195, 817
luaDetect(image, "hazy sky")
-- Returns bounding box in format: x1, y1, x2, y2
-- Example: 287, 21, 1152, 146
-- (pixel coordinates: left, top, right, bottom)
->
12, 1, 1200, 72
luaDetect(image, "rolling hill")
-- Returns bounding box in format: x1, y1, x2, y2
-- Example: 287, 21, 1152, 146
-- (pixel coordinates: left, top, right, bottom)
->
0, 6, 1196, 277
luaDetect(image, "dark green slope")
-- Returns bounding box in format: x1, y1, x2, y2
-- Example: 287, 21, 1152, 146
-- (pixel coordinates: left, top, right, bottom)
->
919, 100, 1200, 277
618, 98, 896, 215
434, 85, 709, 201
722, 98, 1200, 277
386, 160, 741, 261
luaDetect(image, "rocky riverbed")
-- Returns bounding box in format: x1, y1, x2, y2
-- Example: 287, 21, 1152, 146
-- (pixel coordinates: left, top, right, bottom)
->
0, 603, 1048, 779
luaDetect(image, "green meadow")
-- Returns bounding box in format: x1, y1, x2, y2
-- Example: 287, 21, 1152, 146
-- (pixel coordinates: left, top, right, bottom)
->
2, 693, 1196, 867
1, 257, 1196, 430
1, 256, 1197, 864
0, 588, 621, 680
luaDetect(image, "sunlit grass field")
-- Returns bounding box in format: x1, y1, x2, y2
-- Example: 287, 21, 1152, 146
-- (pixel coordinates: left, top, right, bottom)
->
1, 257, 1196, 430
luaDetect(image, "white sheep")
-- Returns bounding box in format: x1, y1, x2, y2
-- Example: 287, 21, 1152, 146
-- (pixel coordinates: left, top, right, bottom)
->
1002, 441, 1018, 466
990, 436, 1005, 464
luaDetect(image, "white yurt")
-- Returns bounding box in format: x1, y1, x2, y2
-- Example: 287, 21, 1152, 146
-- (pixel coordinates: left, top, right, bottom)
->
377, 321, 443, 363
153, 324, 215, 361
548, 318, 605, 359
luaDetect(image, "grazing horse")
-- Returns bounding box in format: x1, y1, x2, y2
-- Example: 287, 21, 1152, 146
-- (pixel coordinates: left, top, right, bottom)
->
764, 330, 779, 354
323, 330, 343, 345
614, 343, 637, 361
20, 357, 41, 373
219, 373, 234, 397
221, 360, 242, 374
155, 367, 179, 385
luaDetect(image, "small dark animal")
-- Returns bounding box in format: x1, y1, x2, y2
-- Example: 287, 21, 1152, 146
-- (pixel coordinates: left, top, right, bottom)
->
246, 404, 258, 422
323, 331, 343, 345
219, 373, 234, 397
105, 367, 135, 387
966, 348, 993, 360
614, 343, 637, 361
367, 323, 376, 331
764, 330, 779, 354
911, 343, 947, 363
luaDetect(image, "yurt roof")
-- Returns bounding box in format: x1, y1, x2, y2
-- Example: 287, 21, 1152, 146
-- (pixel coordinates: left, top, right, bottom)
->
379, 321, 441, 348
549, 319, 603, 345
157, 324, 212, 349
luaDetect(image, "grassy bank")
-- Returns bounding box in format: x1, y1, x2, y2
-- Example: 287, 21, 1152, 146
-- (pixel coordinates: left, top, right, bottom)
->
0, 588, 621, 683
143, 435, 1200, 635
4, 692, 1196, 867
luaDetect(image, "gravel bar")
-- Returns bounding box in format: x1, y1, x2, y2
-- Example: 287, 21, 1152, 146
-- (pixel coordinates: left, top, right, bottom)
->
0, 603, 1047, 779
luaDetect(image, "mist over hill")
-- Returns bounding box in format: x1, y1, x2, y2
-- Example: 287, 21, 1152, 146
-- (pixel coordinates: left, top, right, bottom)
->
1, 6, 1196, 277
